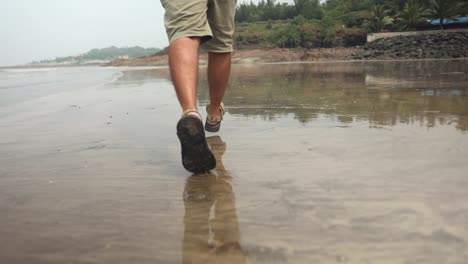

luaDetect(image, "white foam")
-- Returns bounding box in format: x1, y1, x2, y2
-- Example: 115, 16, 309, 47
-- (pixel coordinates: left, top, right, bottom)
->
0, 67, 58, 73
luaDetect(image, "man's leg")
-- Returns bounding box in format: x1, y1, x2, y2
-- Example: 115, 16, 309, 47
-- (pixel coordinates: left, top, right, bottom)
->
206, 52, 232, 123
160, 0, 217, 172
204, 0, 236, 129
169, 37, 202, 113
171, 37, 216, 173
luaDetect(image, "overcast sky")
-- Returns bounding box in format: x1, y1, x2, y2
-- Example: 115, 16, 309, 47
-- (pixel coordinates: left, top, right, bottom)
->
1, 0, 296, 66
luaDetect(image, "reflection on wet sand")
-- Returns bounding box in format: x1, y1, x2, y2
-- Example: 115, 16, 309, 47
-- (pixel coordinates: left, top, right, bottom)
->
198, 60, 468, 131
119, 60, 468, 131
183, 136, 247, 264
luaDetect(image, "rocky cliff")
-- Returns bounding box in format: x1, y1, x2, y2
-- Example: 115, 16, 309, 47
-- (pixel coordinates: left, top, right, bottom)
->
353, 31, 468, 60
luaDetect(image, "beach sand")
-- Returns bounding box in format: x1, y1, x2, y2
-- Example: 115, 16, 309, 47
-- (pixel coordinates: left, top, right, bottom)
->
1, 60, 468, 263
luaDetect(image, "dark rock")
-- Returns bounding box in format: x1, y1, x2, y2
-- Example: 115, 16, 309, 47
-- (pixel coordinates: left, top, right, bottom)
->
355, 31, 468, 60
363, 51, 373, 58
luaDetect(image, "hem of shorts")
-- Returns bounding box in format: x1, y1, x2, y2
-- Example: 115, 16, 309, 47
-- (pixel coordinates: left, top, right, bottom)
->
202, 46, 234, 53
169, 32, 213, 44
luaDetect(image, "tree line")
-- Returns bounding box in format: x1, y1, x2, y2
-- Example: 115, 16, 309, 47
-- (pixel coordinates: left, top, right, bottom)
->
236, 0, 468, 31
234, 0, 468, 49
34, 46, 161, 64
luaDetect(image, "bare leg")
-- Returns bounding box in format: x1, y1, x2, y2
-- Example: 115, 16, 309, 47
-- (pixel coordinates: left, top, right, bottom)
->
172, 37, 216, 173
207, 52, 232, 123
169, 37, 202, 114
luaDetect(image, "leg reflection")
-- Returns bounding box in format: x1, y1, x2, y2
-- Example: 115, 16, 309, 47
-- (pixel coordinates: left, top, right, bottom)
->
182, 136, 247, 264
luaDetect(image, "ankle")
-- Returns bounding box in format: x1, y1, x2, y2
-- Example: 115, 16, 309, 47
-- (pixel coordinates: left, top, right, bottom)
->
208, 103, 219, 113
182, 109, 201, 120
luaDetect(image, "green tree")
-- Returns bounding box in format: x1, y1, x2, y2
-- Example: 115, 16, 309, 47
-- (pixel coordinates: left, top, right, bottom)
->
323, 0, 371, 28
366, 4, 393, 32
427, 0, 463, 29
398, 0, 427, 30
235, 0, 297, 22
462, 1, 468, 15
268, 16, 307, 48
294, 0, 323, 19
319, 14, 336, 47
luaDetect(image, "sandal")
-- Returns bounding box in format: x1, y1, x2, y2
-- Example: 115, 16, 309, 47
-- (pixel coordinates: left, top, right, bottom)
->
177, 109, 216, 173
205, 103, 225, 132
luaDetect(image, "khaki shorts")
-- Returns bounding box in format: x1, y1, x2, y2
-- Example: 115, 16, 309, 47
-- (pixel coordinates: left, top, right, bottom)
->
160, 0, 236, 53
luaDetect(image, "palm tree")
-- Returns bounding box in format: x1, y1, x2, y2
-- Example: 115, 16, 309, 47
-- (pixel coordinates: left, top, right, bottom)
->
398, 0, 427, 30
367, 4, 393, 32
427, 0, 463, 29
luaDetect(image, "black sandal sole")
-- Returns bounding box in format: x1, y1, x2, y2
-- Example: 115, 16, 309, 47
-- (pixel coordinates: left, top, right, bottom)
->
205, 104, 225, 132
177, 115, 216, 173
204, 119, 221, 132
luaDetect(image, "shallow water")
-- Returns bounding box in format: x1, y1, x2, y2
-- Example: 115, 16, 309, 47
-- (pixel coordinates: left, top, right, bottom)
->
0, 60, 467, 263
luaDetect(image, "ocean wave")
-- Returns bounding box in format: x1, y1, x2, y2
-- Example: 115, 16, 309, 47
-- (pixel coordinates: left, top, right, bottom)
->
107, 71, 124, 84
0, 67, 58, 73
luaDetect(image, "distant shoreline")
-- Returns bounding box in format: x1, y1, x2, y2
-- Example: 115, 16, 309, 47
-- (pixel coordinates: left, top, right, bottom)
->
107, 47, 362, 67
0, 62, 106, 69
4, 45, 468, 69
1, 47, 360, 68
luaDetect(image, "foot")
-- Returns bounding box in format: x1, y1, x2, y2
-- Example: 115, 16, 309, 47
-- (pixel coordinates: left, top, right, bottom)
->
205, 103, 225, 132
177, 110, 216, 173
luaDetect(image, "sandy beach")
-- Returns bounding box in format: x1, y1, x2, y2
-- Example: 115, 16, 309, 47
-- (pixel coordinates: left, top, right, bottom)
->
1, 60, 468, 263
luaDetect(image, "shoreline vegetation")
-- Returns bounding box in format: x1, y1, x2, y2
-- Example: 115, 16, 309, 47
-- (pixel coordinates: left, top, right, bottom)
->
27, 46, 161, 67
21, 0, 468, 67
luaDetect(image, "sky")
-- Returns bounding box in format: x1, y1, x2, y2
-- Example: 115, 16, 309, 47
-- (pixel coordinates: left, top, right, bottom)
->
1, 0, 294, 66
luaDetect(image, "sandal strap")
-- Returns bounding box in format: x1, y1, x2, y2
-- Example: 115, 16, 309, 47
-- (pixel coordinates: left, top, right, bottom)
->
182, 109, 201, 119
219, 102, 225, 114
206, 103, 225, 122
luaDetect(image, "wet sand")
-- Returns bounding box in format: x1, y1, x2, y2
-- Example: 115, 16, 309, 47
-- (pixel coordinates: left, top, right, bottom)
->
1, 60, 468, 263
